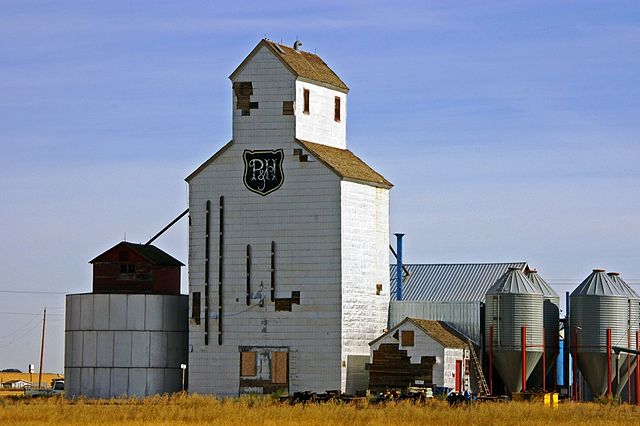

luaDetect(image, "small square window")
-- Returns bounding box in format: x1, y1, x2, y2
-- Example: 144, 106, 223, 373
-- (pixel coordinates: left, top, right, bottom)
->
128, 264, 135, 274
401, 330, 414, 347
120, 264, 127, 273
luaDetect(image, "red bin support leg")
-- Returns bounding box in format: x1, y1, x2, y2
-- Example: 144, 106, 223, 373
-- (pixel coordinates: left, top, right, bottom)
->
489, 325, 494, 396
636, 331, 639, 406
521, 326, 527, 392
542, 326, 546, 392
607, 328, 612, 398
573, 327, 578, 402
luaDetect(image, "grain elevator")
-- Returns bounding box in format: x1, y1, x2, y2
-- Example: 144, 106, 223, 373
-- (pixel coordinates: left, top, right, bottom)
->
186, 39, 392, 396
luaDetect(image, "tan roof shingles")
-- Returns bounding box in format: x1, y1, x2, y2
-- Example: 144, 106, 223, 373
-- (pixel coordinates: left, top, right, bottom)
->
296, 139, 392, 189
409, 319, 468, 349
230, 40, 348, 92
263, 40, 348, 91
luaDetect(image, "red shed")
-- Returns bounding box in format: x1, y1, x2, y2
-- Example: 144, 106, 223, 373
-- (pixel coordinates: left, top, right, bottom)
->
90, 242, 183, 295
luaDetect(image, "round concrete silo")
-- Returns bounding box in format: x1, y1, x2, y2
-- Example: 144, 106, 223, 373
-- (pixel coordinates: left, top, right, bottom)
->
526, 269, 560, 388
570, 269, 628, 397
65, 293, 188, 398
485, 267, 544, 393
607, 272, 639, 396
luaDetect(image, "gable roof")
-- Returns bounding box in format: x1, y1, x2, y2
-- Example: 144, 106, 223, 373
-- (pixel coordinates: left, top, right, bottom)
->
185, 140, 233, 182
370, 317, 468, 349
390, 262, 528, 302
296, 139, 392, 189
90, 242, 184, 267
230, 39, 348, 92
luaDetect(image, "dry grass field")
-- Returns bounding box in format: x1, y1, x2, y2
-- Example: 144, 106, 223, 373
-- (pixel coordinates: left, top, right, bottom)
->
1, 394, 639, 425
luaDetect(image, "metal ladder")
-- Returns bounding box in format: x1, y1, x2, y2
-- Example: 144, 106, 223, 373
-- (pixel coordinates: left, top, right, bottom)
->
467, 338, 490, 395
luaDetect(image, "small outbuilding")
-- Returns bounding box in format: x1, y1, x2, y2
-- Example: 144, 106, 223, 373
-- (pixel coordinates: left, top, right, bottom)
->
2, 379, 31, 389
89, 242, 183, 295
367, 318, 472, 393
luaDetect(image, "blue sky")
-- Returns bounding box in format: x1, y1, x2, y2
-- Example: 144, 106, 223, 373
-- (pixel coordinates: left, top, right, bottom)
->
1, 1, 639, 372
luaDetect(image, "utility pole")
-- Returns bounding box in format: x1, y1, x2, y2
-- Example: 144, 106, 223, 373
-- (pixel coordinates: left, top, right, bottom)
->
38, 308, 46, 389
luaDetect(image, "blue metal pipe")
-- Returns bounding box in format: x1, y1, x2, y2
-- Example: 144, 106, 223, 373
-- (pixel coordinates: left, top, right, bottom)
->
395, 233, 404, 301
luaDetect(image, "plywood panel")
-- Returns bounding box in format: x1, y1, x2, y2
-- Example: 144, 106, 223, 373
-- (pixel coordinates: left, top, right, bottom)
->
240, 351, 256, 377
271, 352, 288, 384
401, 330, 414, 347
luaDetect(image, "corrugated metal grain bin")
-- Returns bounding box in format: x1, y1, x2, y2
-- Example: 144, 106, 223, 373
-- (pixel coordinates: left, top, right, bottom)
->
485, 268, 543, 393
570, 269, 628, 397
526, 269, 560, 387
607, 272, 639, 396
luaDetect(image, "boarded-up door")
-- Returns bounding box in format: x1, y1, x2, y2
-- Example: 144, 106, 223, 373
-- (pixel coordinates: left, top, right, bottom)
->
455, 360, 462, 392
272, 351, 288, 384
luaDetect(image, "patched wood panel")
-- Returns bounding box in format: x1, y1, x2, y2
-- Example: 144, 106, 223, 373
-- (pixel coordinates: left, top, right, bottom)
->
367, 343, 435, 392
240, 351, 256, 377
271, 351, 288, 384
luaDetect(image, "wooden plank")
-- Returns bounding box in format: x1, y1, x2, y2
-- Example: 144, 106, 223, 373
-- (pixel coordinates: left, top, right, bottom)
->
271, 351, 288, 384
401, 330, 414, 346
240, 351, 256, 377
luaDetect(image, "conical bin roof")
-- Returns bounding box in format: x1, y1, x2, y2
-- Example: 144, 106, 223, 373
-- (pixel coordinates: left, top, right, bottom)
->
570, 269, 626, 297
526, 270, 558, 298
487, 268, 542, 295
608, 272, 639, 299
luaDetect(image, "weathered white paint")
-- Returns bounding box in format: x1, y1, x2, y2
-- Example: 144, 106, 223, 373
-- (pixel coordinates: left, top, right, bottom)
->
187, 42, 389, 396
340, 180, 390, 391
295, 79, 346, 148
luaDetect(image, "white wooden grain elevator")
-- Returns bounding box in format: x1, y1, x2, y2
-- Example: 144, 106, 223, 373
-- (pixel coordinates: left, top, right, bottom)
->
186, 39, 392, 396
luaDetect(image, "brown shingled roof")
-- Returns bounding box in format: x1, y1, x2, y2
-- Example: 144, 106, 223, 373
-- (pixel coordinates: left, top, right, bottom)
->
296, 139, 392, 189
408, 319, 468, 349
230, 39, 348, 92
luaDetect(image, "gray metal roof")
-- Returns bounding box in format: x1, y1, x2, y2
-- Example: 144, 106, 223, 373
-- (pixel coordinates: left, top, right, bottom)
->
571, 269, 626, 297
608, 273, 640, 299
390, 262, 527, 302
487, 268, 541, 295
525, 270, 558, 297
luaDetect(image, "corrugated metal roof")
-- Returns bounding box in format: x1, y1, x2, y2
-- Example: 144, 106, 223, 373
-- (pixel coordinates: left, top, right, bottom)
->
390, 262, 527, 302
487, 268, 541, 295
571, 269, 626, 297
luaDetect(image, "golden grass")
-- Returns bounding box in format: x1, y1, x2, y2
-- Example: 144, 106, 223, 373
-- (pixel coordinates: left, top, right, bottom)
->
1, 394, 639, 425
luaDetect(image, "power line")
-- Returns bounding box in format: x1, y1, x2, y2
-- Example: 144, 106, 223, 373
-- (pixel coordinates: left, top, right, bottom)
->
0, 315, 40, 340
